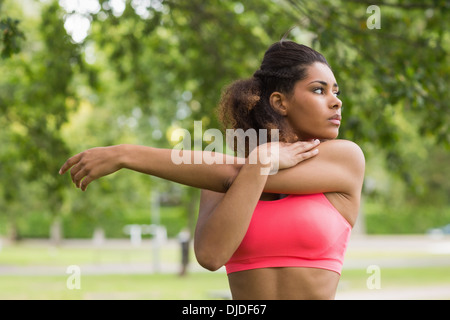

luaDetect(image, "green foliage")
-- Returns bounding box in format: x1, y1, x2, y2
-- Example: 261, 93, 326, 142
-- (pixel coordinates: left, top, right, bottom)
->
62, 205, 187, 239
0, 0, 449, 238
284, 0, 450, 180
365, 201, 450, 234
0, 17, 25, 58
0, 0, 83, 240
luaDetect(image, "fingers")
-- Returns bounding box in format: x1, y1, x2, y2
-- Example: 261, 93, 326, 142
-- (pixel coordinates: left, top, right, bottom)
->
59, 150, 97, 191
73, 167, 87, 188
80, 175, 93, 191
70, 164, 93, 191
292, 139, 320, 152
70, 165, 93, 191
59, 152, 90, 191
59, 153, 82, 175
295, 148, 319, 162
291, 140, 320, 164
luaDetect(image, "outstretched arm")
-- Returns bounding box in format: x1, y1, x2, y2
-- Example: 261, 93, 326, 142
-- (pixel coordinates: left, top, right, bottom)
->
59, 141, 320, 192
59, 144, 240, 192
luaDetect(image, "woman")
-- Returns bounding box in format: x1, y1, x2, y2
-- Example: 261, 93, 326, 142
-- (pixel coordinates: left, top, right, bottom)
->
59, 41, 365, 300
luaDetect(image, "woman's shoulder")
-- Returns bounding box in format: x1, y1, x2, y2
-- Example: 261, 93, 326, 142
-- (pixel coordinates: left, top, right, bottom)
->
319, 139, 363, 152
314, 139, 365, 186
318, 139, 365, 168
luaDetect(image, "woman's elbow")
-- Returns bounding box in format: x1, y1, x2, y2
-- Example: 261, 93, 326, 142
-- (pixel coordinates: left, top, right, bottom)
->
198, 259, 223, 272
194, 247, 226, 272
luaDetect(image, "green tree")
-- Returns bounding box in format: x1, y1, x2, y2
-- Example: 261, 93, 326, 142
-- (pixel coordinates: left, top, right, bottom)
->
1, 0, 448, 242
0, 0, 25, 59
0, 1, 82, 242
65, 0, 299, 237
85, 0, 449, 227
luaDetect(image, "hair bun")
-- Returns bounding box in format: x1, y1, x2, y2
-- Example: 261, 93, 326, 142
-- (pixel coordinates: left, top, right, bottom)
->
253, 69, 294, 79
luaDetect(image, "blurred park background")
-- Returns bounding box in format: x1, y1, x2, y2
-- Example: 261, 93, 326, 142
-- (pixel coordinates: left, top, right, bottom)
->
0, 0, 449, 299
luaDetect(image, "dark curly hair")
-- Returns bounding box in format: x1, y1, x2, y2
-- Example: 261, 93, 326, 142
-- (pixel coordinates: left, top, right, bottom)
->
218, 41, 329, 156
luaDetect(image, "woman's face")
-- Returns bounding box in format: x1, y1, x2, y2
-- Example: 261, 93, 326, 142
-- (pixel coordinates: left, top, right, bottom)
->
283, 62, 342, 141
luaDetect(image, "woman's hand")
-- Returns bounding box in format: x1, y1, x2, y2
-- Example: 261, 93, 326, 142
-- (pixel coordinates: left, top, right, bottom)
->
249, 139, 320, 175
59, 145, 124, 191
276, 139, 320, 170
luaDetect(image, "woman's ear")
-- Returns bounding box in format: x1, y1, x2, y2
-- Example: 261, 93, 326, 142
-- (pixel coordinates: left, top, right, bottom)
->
269, 92, 288, 116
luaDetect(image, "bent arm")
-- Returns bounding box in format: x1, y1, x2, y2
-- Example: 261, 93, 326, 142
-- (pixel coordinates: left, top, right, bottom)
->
194, 161, 269, 271
193, 142, 322, 271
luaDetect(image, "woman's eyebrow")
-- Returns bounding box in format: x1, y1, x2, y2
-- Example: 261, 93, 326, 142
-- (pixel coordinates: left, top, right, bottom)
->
308, 80, 339, 88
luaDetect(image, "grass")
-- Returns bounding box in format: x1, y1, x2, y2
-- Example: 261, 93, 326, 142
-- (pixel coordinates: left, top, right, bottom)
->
1, 240, 450, 299
340, 267, 450, 290
0, 241, 231, 299
0, 241, 182, 266
0, 273, 230, 300
2, 267, 450, 300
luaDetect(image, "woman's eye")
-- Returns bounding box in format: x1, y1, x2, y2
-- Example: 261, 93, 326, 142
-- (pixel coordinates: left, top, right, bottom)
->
313, 88, 341, 96
313, 88, 324, 94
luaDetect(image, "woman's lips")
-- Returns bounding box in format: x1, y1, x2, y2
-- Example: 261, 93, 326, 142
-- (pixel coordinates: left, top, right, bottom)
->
328, 114, 341, 126
329, 119, 341, 125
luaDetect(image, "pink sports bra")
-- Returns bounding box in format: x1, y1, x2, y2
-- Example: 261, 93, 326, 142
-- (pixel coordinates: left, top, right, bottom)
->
225, 193, 352, 275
